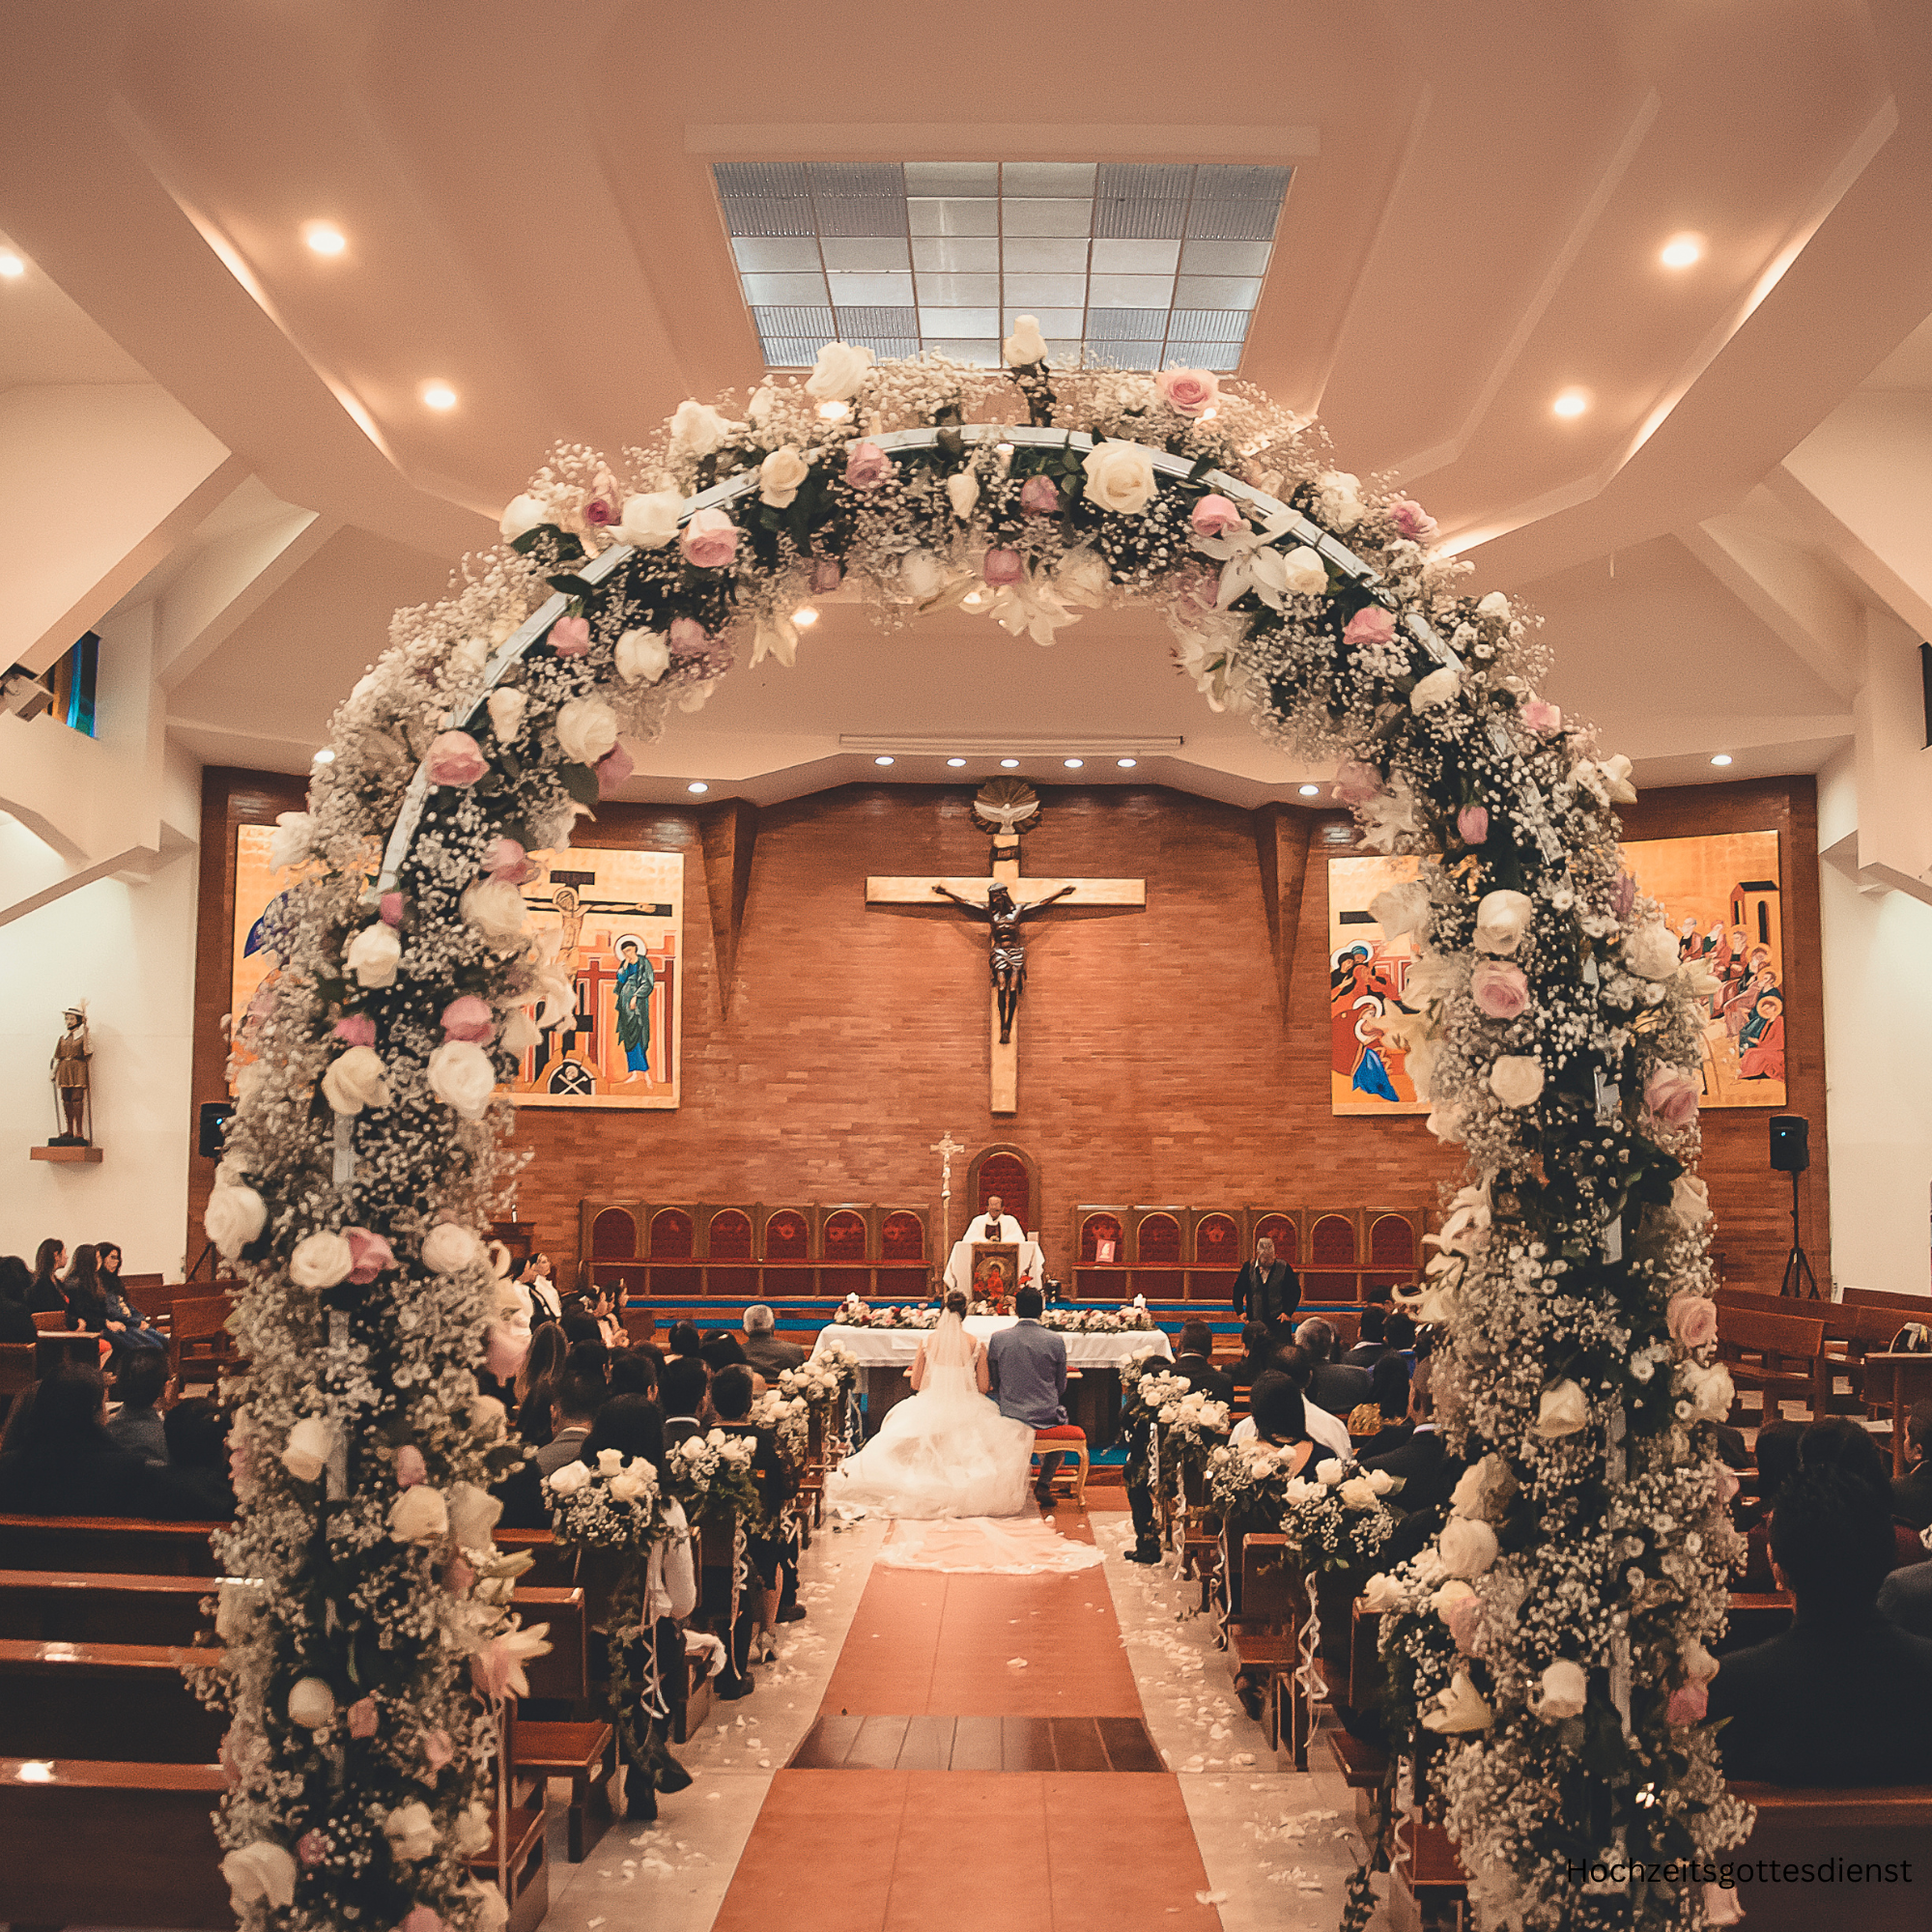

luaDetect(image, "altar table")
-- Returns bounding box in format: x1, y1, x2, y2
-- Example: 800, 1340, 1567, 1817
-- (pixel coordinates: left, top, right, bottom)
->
811, 1318, 1172, 1371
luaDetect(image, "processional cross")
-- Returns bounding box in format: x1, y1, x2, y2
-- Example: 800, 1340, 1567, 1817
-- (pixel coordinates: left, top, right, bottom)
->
867, 780, 1145, 1115
929, 1129, 966, 1264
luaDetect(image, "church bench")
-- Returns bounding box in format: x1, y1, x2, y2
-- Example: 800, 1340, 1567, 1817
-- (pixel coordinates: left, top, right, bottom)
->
466, 1791, 550, 1932
1861, 1352, 1932, 1473
0, 1569, 213, 1646
506, 1691, 613, 1865
0, 1638, 226, 1763
0, 1515, 222, 1576
494, 1526, 575, 1587
0, 1756, 230, 1929
1719, 1289, 1909, 1415
1, 1341, 35, 1422
1716, 1306, 1831, 1422
1223, 1532, 1315, 1764
1721, 1784, 1932, 1932
168, 1293, 237, 1390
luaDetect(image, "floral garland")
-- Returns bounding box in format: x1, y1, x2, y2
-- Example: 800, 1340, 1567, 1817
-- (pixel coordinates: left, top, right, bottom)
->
782, 1343, 860, 1408
1040, 1305, 1156, 1333
204, 321, 1740, 1930
831, 1296, 938, 1328
749, 1388, 810, 1465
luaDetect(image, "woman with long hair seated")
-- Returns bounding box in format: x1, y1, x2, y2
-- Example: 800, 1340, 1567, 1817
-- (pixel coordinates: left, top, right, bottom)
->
515, 1321, 569, 1446
0, 1365, 210, 1519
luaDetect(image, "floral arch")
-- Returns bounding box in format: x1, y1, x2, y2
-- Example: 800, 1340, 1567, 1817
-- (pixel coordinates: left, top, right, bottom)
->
205, 329, 1746, 1930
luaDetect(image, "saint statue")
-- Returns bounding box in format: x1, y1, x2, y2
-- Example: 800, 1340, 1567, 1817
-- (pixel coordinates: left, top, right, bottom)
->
51, 1004, 92, 1145
614, 934, 655, 1082
930, 881, 1075, 1043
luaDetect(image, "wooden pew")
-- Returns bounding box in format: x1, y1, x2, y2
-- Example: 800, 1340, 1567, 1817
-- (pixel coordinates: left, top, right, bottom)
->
169, 1293, 237, 1389
503, 1585, 614, 1862
1861, 1353, 1932, 1473
0, 1638, 226, 1763
1222, 1531, 1312, 1764
1722, 1784, 1932, 1932
0, 1570, 213, 1646
0, 1515, 221, 1577
1719, 1288, 1910, 1416
0, 1340, 34, 1424
1716, 1306, 1830, 1423
0, 1757, 231, 1929
494, 1526, 575, 1588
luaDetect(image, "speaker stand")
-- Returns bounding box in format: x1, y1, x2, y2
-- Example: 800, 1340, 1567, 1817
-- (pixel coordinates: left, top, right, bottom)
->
1777, 1167, 1821, 1299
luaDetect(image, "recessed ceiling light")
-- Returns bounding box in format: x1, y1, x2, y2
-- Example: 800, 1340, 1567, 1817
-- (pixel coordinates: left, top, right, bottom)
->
1552, 387, 1591, 419
0, 252, 24, 279
1000, 757, 1019, 769
946, 756, 967, 767
302, 221, 347, 257
1660, 232, 1704, 270
312, 748, 336, 765
1064, 757, 1084, 769
420, 381, 458, 411
792, 606, 819, 628
1710, 753, 1733, 767
874, 754, 895, 766
1298, 783, 1321, 797
1116, 757, 1137, 769
687, 781, 709, 793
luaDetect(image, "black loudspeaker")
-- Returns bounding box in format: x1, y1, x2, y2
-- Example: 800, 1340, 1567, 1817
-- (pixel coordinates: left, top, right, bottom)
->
1769, 1114, 1809, 1174
197, 1101, 236, 1159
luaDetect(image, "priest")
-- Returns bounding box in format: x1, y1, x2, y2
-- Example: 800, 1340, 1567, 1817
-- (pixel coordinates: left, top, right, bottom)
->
943, 1194, 1041, 1299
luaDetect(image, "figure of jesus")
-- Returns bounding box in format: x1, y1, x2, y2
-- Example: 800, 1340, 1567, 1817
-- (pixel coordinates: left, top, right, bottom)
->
931, 881, 1075, 1043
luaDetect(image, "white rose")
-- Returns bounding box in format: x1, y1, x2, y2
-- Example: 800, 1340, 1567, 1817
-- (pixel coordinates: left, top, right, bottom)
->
1623, 922, 1680, 981
384, 1799, 439, 1862
1315, 470, 1365, 531
1532, 1379, 1590, 1438
594, 1447, 626, 1477
614, 489, 684, 549
1535, 1659, 1587, 1720
1370, 880, 1431, 940
1338, 1476, 1378, 1510
899, 549, 951, 603
1272, 545, 1327, 597
668, 398, 734, 455
500, 1007, 540, 1052
1367, 1468, 1395, 1496
1597, 753, 1637, 803
498, 493, 547, 542
609, 1468, 648, 1503
1474, 889, 1534, 955
321, 1045, 390, 1116
345, 922, 402, 988
422, 1223, 482, 1275
221, 1842, 298, 1912
427, 1039, 498, 1120
455, 1803, 494, 1859
1410, 667, 1461, 713
1438, 1516, 1499, 1577
1057, 547, 1112, 605
1682, 1360, 1735, 1424
291, 1231, 353, 1289
616, 628, 670, 685
1670, 1174, 1713, 1229
447, 1481, 503, 1547
946, 469, 980, 518
287, 1676, 336, 1729
1359, 1570, 1406, 1614
281, 1416, 333, 1484
1489, 1055, 1546, 1109
1477, 589, 1512, 620
461, 877, 526, 945
270, 811, 315, 870
1422, 1671, 1494, 1735
758, 446, 810, 508
1451, 1454, 1513, 1520
388, 1485, 449, 1545
1081, 439, 1159, 516
486, 688, 526, 741
555, 696, 619, 766
805, 340, 874, 402
1433, 1578, 1476, 1626
1315, 1459, 1345, 1488
472, 1396, 507, 1439
1004, 314, 1047, 365
205, 1183, 268, 1260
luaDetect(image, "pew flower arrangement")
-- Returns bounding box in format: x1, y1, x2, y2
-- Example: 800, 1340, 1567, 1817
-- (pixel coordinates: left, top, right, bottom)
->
781, 1345, 859, 1409
211, 324, 1744, 1930
1040, 1305, 1156, 1333
1208, 1443, 1404, 1573
750, 1388, 811, 1465
660, 1429, 763, 1534
541, 1448, 664, 1550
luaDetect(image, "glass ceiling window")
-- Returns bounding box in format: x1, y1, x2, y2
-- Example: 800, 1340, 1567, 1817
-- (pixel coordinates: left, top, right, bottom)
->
712, 160, 1291, 374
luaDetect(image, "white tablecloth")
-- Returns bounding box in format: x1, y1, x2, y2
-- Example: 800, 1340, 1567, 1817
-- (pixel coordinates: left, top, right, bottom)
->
811, 1318, 1172, 1370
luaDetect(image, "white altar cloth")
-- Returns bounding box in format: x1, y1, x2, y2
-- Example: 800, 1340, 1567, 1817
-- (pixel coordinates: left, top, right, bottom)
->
812, 1318, 1171, 1370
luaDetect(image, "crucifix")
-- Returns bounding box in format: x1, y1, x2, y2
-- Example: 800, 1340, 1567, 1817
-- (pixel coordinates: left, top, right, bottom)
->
929, 1129, 966, 1264
866, 781, 1145, 1115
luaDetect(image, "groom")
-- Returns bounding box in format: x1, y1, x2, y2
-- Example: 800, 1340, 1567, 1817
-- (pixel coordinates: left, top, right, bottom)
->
987, 1286, 1069, 1504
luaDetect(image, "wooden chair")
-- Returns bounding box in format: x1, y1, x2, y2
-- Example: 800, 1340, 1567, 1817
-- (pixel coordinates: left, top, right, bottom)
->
168, 1294, 236, 1390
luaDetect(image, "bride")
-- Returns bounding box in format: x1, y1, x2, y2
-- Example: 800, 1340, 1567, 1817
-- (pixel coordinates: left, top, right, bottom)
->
828, 1291, 1033, 1519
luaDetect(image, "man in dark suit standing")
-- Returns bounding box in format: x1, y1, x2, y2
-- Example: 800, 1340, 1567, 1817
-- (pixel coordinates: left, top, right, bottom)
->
1125, 1321, 1232, 1563
1233, 1236, 1299, 1331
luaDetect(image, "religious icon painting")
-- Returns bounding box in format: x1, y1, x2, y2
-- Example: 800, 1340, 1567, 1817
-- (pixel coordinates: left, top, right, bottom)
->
505, 847, 684, 1110
970, 1242, 1020, 1313
1621, 830, 1784, 1107
228, 822, 302, 1094
1327, 855, 1429, 1117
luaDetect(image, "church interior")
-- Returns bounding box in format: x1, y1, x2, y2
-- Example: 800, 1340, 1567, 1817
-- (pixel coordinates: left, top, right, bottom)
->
4, 4, 1932, 1930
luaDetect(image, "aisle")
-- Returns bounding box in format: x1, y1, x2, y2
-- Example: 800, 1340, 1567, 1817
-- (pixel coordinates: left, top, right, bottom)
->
708, 1504, 1226, 1932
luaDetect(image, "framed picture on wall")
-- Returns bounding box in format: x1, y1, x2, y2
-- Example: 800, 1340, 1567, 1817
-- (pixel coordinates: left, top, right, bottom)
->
1328, 854, 1428, 1117
227, 823, 299, 1094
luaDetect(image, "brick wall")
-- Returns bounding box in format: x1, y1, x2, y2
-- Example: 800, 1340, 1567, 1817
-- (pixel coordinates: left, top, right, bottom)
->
188, 773, 1825, 1296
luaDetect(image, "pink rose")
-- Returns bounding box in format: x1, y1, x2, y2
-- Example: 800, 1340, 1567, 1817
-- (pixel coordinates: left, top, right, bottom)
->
484, 1321, 527, 1381
346, 1696, 378, 1739
1446, 1593, 1482, 1653
1457, 805, 1490, 844
1469, 958, 1531, 1021
1390, 497, 1437, 541
482, 837, 533, 884
668, 615, 709, 660
583, 495, 615, 528
444, 1552, 474, 1596
1645, 1065, 1700, 1128
810, 555, 843, 593
1667, 1293, 1719, 1351
1342, 606, 1396, 648
1521, 699, 1563, 734
1613, 871, 1636, 920
1019, 475, 1060, 515
399, 1910, 443, 1932
332, 1015, 377, 1047
550, 614, 591, 657
844, 440, 892, 490
1716, 1463, 1740, 1506
1191, 494, 1245, 537
1176, 561, 1218, 610
420, 1728, 453, 1772
1155, 367, 1219, 417
440, 995, 494, 1043
228, 1439, 252, 1492
396, 1446, 428, 1489
596, 743, 634, 797
982, 547, 1024, 586
1666, 1681, 1708, 1726
679, 508, 739, 569
345, 1227, 395, 1285
1332, 760, 1382, 806
379, 892, 405, 926
425, 730, 487, 788
296, 1829, 331, 1867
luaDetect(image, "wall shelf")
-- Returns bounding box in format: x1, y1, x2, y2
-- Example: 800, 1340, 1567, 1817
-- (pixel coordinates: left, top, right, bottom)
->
31, 1146, 102, 1164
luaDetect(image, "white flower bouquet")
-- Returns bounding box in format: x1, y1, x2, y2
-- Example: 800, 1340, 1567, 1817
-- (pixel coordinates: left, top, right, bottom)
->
662, 1427, 764, 1532
542, 1448, 663, 1550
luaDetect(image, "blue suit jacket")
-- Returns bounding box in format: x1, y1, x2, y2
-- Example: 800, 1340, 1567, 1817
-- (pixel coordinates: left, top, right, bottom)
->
986, 1320, 1068, 1428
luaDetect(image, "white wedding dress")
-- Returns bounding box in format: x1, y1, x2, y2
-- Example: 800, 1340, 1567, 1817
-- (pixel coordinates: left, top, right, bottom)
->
827, 1316, 1103, 1574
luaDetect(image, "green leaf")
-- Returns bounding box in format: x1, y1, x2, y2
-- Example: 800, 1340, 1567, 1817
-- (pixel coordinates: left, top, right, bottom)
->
559, 762, 600, 807
547, 575, 597, 600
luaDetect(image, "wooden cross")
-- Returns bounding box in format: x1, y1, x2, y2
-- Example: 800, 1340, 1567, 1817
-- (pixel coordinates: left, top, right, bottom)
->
867, 837, 1145, 1115
929, 1129, 966, 1260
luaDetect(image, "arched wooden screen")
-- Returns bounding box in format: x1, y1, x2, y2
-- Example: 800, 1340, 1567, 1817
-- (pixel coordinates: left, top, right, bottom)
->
976, 1151, 1031, 1227
1364, 1211, 1420, 1295
822, 1210, 869, 1262
880, 1211, 924, 1261
1136, 1213, 1182, 1265
647, 1208, 694, 1259
591, 1207, 639, 1260
1194, 1212, 1240, 1266
1306, 1211, 1360, 1302
764, 1211, 809, 1261
1253, 1212, 1296, 1264
1079, 1212, 1124, 1264
708, 1208, 753, 1261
